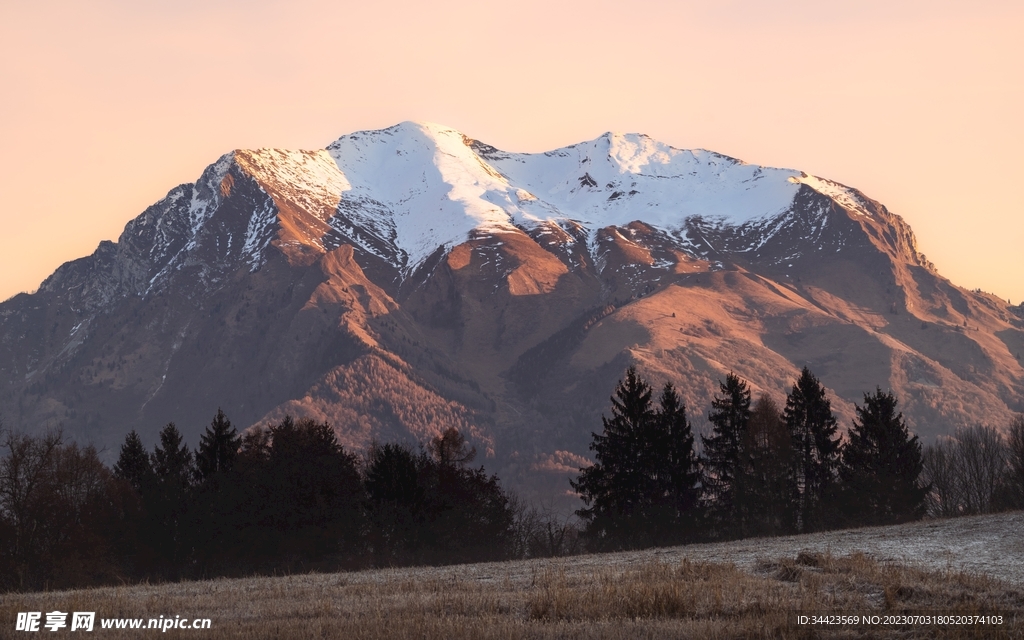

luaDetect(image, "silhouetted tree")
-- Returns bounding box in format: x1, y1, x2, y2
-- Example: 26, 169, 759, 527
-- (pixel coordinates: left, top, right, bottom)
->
35, 443, 129, 588
260, 417, 365, 563
509, 496, 582, 559
1006, 415, 1024, 509
953, 425, 1007, 515
220, 425, 275, 565
573, 369, 703, 549
428, 427, 476, 467
365, 428, 514, 565
109, 430, 154, 575
364, 442, 426, 565
922, 437, 963, 517
190, 410, 246, 568
113, 430, 154, 495
420, 427, 514, 564
745, 393, 797, 536
148, 423, 195, 570
924, 425, 1013, 516
195, 409, 240, 482
701, 373, 752, 539
1, 431, 129, 590
572, 367, 655, 549
0, 429, 63, 589
152, 423, 194, 490
839, 389, 929, 526
649, 383, 702, 545
784, 368, 841, 532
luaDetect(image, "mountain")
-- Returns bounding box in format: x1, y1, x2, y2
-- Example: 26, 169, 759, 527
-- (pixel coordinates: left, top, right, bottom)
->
1, 122, 1021, 503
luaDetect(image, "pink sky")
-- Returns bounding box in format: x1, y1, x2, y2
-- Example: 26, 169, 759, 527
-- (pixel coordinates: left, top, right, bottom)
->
1, 0, 1021, 303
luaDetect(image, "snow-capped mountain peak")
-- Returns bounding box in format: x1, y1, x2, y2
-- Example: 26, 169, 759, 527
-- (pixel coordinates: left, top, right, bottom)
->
99, 122, 907, 296
309, 122, 825, 275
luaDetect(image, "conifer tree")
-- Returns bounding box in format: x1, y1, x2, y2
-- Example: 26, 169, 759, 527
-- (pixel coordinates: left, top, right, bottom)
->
149, 423, 196, 569
572, 366, 655, 550
574, 369, 704, 549
113, 430, 154, 495
784, 367, 841, 532
838, 389, 929, 526
651, 383, 701, 544
745, 393, 797, 536
364, 442, 425, 564
152, 423, 194, 492
701, 373, 752, 539
261, 417, 364, 559
195, 409, 241, 482
190, 410, 244, 566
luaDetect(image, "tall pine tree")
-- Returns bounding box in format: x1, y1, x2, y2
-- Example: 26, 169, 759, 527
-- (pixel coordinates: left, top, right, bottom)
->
195, 409, 241, 482
192, 410, 244, 567
149, 423, 196, 571
701, 373, 752, 539
784, 367, 841, 533
572, 366, 654, 550
113, 430, 154, 495
650, 383, 702, 545
573, 369, 703, 549
838, 388, 929, 526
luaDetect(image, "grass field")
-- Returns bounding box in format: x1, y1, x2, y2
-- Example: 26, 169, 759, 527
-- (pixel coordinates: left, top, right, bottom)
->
2, 512, 1022, 639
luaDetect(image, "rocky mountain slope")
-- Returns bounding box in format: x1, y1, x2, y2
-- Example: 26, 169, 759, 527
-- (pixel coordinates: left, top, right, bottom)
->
1, 122, 1021, 502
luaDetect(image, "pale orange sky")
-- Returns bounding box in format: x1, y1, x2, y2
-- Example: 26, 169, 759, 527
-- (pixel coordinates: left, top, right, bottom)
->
1, 0, 1021, 303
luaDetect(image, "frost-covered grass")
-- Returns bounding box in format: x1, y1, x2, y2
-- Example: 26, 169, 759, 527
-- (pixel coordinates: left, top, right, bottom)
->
3, 512, 1022, 638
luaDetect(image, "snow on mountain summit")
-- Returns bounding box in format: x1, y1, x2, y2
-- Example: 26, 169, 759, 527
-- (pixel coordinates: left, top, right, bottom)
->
317, 122, 821, 274
112, 121, 880, 291
325, 122, 523, 270
476, 130, 804, 229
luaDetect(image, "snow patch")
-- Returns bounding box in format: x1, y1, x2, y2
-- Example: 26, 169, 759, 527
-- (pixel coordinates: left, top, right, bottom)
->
791, 174, 871, 217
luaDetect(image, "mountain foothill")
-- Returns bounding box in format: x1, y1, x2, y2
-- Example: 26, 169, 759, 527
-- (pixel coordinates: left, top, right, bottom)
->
1, 121, 1021, 505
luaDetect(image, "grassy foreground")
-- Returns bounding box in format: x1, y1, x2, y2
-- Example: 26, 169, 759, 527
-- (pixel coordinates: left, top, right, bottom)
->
2, 549, 1022, 639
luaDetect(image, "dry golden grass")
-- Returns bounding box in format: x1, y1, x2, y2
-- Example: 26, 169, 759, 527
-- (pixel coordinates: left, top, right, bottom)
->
2, 550, 1022, 639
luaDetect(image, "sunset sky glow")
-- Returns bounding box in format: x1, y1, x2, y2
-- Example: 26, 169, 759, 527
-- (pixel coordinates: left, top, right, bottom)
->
1, 0, 1021, 303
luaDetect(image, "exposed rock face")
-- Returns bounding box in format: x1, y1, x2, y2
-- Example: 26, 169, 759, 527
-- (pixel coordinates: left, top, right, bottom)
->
1, 122, 1021, 503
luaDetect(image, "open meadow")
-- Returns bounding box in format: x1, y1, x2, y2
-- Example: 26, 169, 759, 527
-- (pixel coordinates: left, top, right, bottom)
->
2, 512, 1022, 639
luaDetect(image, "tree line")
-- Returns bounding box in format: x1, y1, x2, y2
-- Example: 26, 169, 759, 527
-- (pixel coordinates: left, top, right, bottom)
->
572, 366, 1024, 551
2, 369, 1022, 591
0, 415, 532, 592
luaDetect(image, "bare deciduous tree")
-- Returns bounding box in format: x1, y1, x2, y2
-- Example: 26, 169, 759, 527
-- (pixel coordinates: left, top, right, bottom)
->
1006, 415, 1024, 509
922, 437, 962, 518
0, 429, 63, 586
922, 425, 1010, 518
956, 425, 1007, 515
1, 429, 127, 590
508, 494, 581, 559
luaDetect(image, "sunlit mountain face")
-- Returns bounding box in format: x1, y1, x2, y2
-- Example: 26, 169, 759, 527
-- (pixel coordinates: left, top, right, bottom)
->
2, 122, 1021, 503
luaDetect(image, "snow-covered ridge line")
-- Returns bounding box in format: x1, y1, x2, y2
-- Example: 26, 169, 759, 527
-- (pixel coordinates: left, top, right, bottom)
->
317, 122, 834, 273
96, 121, 879, 295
